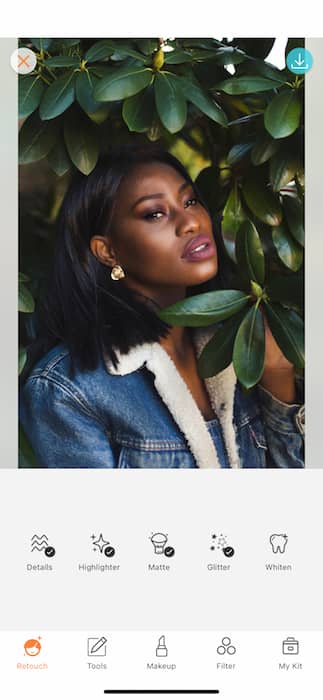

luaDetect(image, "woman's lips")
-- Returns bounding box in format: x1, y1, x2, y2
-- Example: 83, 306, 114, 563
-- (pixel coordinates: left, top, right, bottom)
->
181, 234, 216, 262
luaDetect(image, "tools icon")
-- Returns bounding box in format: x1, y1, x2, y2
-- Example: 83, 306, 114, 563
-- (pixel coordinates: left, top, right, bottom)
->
150, 533, 175, 557
87, 636, 108, 657
31, 534, 56, 558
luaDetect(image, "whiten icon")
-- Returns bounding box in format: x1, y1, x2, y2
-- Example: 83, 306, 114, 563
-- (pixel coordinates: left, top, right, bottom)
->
156, 635, 168, 657
87, 636, 107, 657
10, 48, 37, 75
217, 637, 236, 655
282, 637, 299, 655
270, 533, 288, 554
150, 533, 175, 557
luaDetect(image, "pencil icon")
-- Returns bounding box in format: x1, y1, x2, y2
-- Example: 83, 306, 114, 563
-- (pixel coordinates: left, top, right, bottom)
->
88, 636, 108, 656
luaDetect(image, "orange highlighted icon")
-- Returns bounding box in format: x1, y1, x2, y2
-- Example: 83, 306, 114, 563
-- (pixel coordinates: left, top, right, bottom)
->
24, 638, 41, 657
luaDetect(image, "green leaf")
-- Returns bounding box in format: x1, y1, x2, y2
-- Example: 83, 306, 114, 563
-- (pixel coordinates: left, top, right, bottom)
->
233, 305, 265, 388
19, 347, 27, 375
272, 224, 303, 271
19, 424, 39, 468
76, 71, 104, 115
177, 76, 228, 126
19, 112, 59, 164
50, 38, 80, 50
227, 139, 257, 166
122, 86, 155, 132
159, 290, 250, 326
238, 56, 287, 82
93, 66, 153, 101
236, 220, 265, 285
282, 194, 304, 246
44, 56, 80, 68
264, 303, 304, 368
19, 272, 29, 282
154, 71, 187, 133
110, 46, 146, 63
30, 38, 52, 51
251, 137, 280, 165
19, 75, 45, 119
39, 71, 76, 120
215, 75, 283, 94
19, 282, 35, 312
269, 149, 300, 191
242, 176, 283, 226
64, 110, 99, 175
266, 272, 303, 312
85, 40, 116, 62
86, 103, 110, 124
164, 49, 193, 64
47, 139, 71, 176
221, 186, 246, 261
211, 46, 247, 66
197, 311, 247, 378
264, 89, 302, 138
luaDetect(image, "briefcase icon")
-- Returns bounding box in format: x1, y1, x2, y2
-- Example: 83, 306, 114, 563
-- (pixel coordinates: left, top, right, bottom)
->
282, 637, 299, 655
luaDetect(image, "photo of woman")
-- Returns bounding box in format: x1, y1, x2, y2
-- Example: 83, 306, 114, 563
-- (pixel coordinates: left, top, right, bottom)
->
19, 146, 304, 468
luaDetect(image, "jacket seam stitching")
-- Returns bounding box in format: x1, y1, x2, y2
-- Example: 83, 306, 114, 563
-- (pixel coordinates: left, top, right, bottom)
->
27, 375, 107, 429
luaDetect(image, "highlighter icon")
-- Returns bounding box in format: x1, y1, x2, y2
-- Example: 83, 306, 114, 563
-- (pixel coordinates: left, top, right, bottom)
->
156, 635, 168, 657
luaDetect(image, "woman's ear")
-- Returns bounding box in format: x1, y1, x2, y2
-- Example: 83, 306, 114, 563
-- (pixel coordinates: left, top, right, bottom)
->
90, 235, 117, 267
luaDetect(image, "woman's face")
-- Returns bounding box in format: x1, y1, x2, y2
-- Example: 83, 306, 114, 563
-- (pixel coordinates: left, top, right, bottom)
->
92, 161, 218, 307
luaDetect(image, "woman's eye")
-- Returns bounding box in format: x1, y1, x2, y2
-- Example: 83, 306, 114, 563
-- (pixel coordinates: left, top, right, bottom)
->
144, 211, 164, 220
185, 197, 198, 207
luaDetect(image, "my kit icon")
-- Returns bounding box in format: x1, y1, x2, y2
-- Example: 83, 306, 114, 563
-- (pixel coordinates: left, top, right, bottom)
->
282, 637, 299, 655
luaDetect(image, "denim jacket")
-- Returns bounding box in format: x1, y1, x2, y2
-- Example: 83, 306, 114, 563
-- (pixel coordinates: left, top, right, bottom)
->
19, 327, 304, 469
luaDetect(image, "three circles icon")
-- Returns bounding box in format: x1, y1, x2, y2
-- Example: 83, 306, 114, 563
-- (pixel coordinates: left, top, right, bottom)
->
217, 636, 236, 655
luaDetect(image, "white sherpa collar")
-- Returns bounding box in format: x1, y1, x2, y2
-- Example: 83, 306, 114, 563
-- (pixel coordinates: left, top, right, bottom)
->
104, 328, 241, 469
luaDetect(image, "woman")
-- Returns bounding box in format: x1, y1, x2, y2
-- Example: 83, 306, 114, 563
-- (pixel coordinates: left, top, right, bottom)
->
20, 145, 304, 468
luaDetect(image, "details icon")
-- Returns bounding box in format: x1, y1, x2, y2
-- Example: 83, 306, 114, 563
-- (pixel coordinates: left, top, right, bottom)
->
31, 534, 56, 558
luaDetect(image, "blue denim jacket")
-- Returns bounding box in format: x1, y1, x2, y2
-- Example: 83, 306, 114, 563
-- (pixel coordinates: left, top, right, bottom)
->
19, 330, 304, 469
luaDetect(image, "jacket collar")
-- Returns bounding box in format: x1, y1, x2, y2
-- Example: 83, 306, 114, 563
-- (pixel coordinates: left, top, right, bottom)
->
104, 328, 240, 469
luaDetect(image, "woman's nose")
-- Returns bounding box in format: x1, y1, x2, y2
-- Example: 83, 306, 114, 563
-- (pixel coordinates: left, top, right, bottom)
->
175, 209, 200, 237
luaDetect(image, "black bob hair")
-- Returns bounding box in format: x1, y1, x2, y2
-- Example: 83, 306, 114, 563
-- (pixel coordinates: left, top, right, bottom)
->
27, 144, 224, 375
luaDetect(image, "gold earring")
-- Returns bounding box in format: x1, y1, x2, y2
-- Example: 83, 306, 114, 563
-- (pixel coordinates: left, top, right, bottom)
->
111, 265, 125, 281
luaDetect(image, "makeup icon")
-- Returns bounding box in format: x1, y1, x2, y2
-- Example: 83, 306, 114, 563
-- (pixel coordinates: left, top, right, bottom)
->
156, 635, 168, 657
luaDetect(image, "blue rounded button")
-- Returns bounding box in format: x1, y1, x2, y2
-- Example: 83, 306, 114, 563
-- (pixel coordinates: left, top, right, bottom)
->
287, 48, 313, 75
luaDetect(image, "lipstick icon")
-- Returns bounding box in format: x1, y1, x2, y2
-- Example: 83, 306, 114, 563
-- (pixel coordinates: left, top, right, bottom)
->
156, 635, 168, 657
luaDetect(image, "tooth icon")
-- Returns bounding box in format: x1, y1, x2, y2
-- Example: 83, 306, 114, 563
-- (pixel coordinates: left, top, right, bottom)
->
270, 533, 288, 554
